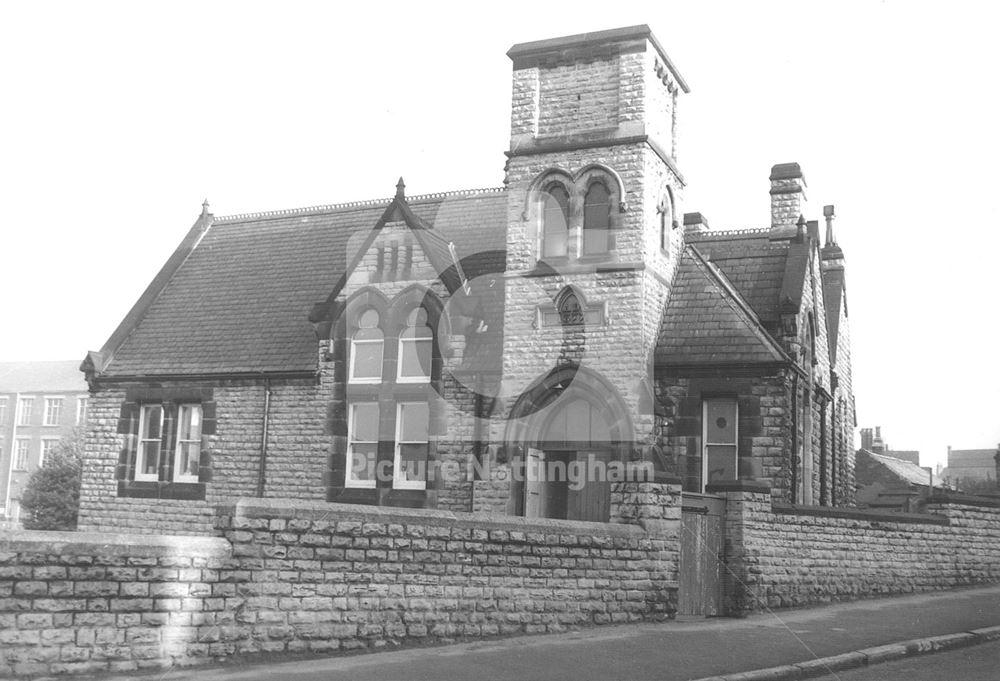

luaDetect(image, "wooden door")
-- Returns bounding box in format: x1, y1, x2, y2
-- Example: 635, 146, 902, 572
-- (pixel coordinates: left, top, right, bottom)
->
678, 493, 725, 616
525, 448, 545, 518
567, 450, 611, 522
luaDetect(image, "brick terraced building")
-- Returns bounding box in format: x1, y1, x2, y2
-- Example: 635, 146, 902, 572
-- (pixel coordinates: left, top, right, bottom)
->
78, 25, 856, 537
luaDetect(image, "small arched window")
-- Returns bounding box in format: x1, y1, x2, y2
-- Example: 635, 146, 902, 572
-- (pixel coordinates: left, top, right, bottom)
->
397, 307, 433, 382
659, 190, 673, 253
541, 185, 569, 258
557, 289, 585, 327
349, 308, 383, 383
583, 182, 611, 255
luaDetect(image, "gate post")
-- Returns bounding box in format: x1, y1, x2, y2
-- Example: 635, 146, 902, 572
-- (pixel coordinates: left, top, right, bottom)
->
611, 466, 683, 618
706, 480, 772, 616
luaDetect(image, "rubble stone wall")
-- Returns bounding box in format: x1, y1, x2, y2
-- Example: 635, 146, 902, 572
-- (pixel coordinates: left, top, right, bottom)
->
716, 487, 1000, 615
2, 479, 679, 677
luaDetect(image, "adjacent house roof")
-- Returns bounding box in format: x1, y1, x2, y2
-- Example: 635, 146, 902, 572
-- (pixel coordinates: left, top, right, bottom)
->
861, 449, 937, 488
0, 361, 89, 393
98, 188, 507, 378
655, 246, 791, 368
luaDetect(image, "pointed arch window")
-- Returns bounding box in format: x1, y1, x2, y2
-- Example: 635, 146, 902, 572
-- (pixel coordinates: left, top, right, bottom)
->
350, 308, 384, 383
583, 182, 611, 254
659, 190, 674, 253
542, 185, 570, 258
557, 289, 585, 326
397, 307, 433, 382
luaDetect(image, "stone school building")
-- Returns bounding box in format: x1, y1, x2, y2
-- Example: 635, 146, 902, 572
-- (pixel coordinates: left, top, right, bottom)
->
77, 25, 856, 535
5, 27, 1000, 677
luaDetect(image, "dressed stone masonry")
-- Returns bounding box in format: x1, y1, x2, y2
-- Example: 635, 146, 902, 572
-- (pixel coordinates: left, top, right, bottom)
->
1, 476, 680, 677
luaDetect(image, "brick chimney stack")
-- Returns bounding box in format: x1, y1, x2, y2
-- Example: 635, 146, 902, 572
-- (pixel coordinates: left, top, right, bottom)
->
683, 212, 710, 236
872, 426, 885, 454
769, 162, 807, 239
861, 427, 873, 451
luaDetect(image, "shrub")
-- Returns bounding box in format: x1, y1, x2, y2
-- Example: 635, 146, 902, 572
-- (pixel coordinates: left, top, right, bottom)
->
20, 434, 83, 531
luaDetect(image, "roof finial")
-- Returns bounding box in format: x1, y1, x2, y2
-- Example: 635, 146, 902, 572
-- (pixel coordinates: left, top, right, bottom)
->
395, 177, 405, 200
796, 213, 807, 239
201, 198, 210, 217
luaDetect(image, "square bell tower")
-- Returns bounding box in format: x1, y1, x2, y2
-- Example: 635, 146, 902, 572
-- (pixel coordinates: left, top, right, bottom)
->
498, 26, 690, 467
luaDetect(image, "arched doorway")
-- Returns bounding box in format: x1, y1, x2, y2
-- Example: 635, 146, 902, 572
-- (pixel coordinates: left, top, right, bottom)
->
505, 366, 633, 522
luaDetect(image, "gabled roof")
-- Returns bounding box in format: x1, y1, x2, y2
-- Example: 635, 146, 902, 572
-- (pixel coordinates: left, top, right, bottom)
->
0, 361, 88, 393
97, 188, 507, 378
655, 246, 792, 368
860, 449, 937, 488
685, 229, 794, 327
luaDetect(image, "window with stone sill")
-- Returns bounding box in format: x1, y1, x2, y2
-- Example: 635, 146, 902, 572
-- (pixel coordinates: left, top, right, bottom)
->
397, 307, 433, 383
349, 308, 384, 384
582, 182, 611, 255
117, 393, 213, 500
76, 397, 88, 426
394, 402, 429, 490
535, 170, 619, 264
17, 397, 33, 425
541, 184, 570, 258
346, 402, 378, 489
14, 439, 30, 471
43, 397, 63, 426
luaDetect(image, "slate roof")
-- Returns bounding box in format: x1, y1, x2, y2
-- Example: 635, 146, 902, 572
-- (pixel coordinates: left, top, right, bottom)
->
685, 230, 792, 328
656, 246, 791, 367
0, 361, 89, 393
101, 189, 507, 377
862, 449, 937, 487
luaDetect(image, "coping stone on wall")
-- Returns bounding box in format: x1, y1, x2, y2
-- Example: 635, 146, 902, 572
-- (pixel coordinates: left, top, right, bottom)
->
0, 529, 232, 557
220, 498, 650, 537
772, 503, 950, 526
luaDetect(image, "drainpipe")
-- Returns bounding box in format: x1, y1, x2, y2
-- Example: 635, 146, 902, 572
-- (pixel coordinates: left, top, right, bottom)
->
790, 375, 798, 504
256, 380, 272, 498
3, 393, 19, 522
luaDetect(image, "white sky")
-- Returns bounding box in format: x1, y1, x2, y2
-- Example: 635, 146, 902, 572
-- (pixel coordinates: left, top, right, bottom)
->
1, 1, 998, 470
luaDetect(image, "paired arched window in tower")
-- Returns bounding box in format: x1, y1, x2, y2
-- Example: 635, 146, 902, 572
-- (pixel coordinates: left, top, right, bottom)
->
542, 184, 570, 258
536, 169, 618, 261
583, 182, 611, 255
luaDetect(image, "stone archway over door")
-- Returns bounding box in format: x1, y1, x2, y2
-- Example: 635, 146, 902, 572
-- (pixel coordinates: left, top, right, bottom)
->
525, 397, 614, 522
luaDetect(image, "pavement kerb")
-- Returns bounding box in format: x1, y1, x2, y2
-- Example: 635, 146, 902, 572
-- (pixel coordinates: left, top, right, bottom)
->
689, 625, 1000, 681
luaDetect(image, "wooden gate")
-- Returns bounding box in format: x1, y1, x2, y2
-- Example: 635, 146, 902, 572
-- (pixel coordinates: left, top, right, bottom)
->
678, 493, 726, 616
